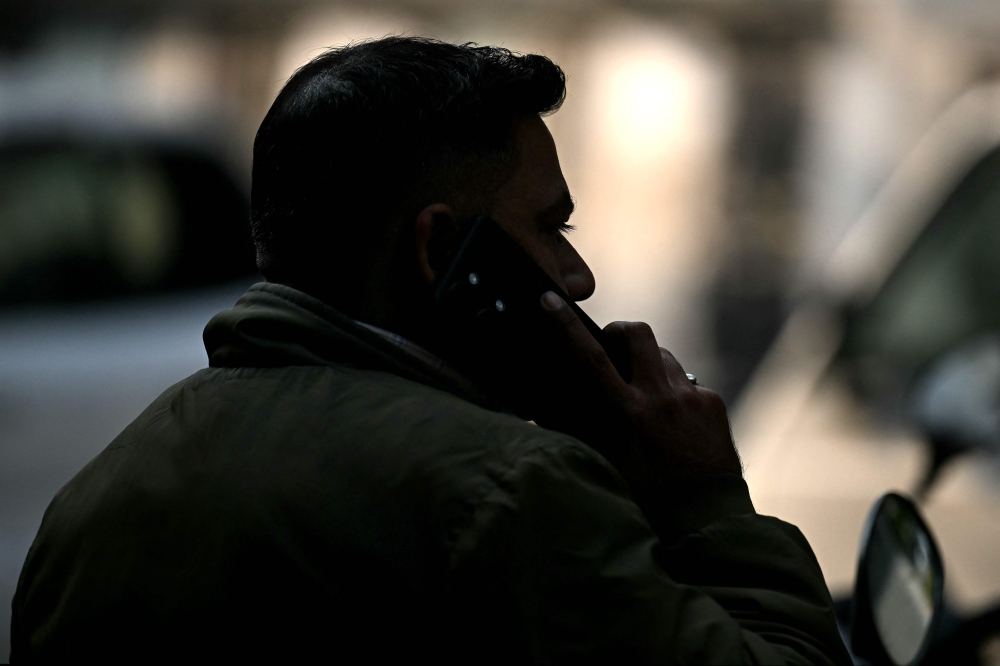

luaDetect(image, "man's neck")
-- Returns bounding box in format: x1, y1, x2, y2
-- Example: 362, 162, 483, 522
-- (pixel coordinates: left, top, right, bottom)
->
353, 318, 488, 406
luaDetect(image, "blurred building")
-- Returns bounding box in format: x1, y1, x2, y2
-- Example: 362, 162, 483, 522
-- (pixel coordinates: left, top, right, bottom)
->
2, 0, 999, 377
0, 0, 838, 396
4, 0, 1000, 659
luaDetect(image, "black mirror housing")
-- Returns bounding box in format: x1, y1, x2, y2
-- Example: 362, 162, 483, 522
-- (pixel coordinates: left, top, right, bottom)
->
850, 493, 944, 666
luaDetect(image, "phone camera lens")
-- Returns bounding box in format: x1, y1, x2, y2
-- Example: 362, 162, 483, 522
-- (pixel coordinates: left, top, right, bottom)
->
468, 273, 479, 285
495, 300, 505, 312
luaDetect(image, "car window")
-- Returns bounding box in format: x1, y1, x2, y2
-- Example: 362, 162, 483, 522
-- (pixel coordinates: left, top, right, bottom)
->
841, 146, 1000, 404
0, 141, 256, 305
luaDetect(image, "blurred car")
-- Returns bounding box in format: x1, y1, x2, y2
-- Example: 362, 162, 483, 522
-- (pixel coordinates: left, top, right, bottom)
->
0, 80, 258, 658
735, 81, 1000, 653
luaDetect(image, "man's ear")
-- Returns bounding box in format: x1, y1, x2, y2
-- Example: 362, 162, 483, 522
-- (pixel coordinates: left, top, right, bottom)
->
414, 203, 460, 284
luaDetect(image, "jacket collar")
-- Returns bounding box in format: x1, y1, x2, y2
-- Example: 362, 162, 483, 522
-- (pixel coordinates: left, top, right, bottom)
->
203, 282, 498, 411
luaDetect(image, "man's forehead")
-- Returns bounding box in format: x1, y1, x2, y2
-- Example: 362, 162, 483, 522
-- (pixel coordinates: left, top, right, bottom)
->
515, 114, 557, 154
509, 117, 570, 198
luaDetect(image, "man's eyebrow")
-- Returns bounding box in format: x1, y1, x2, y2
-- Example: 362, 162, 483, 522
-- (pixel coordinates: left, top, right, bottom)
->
537, 191, 575, 222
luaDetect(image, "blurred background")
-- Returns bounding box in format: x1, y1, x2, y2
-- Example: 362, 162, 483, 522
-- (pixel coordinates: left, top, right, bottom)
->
3, 0, 1000, 661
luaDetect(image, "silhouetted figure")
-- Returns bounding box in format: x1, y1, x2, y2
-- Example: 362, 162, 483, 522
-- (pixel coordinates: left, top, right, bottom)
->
12, 38, 850, 664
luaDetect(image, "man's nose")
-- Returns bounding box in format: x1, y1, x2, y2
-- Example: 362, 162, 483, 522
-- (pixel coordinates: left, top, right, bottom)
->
562, 262, 596, 301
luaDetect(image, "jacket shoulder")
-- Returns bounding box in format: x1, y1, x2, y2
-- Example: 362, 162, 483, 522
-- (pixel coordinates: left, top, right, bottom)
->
180, 362, 596, 464
91, 363, 616, 538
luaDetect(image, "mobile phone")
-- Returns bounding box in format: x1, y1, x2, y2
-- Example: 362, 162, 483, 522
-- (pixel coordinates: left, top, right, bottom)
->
431, 215, 629, 415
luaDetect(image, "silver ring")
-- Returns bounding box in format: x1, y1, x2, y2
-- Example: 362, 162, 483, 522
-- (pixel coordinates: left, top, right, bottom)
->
686, 373, 698, 385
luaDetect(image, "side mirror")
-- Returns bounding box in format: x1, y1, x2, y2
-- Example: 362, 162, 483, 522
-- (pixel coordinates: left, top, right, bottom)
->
850, 493, 944, 666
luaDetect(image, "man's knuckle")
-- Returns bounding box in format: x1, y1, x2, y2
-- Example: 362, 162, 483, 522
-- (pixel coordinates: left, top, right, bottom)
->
624, 322, 654, 341
556, 308, 579, 326
694, 388, 725, 414
583, 343, 607, 367
678, 387, 701, 410
651, 388, 679, 412
605, 321, 629, 335
701, 388, 726, 408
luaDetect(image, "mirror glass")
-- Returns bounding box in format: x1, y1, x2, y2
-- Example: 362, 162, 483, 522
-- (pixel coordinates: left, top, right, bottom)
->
865, 495, 940, 665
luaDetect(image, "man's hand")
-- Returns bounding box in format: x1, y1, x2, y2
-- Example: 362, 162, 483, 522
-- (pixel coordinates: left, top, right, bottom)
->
539, 291, 741, 479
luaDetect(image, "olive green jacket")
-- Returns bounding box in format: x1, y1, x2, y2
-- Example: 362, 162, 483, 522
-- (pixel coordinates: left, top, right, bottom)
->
11, 283, 851, 664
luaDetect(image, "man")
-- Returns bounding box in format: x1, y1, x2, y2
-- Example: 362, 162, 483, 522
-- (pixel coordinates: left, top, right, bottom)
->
12, 38, 850, 663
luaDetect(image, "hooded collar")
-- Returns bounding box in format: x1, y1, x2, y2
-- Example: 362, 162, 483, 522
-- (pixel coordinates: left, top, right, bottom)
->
203, 282, 498, 411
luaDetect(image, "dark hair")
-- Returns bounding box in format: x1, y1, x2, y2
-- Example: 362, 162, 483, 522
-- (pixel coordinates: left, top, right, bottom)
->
250, 36, 566, 310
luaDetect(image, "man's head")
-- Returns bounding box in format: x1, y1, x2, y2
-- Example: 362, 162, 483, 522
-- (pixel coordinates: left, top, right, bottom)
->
251, 36, 594, 325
